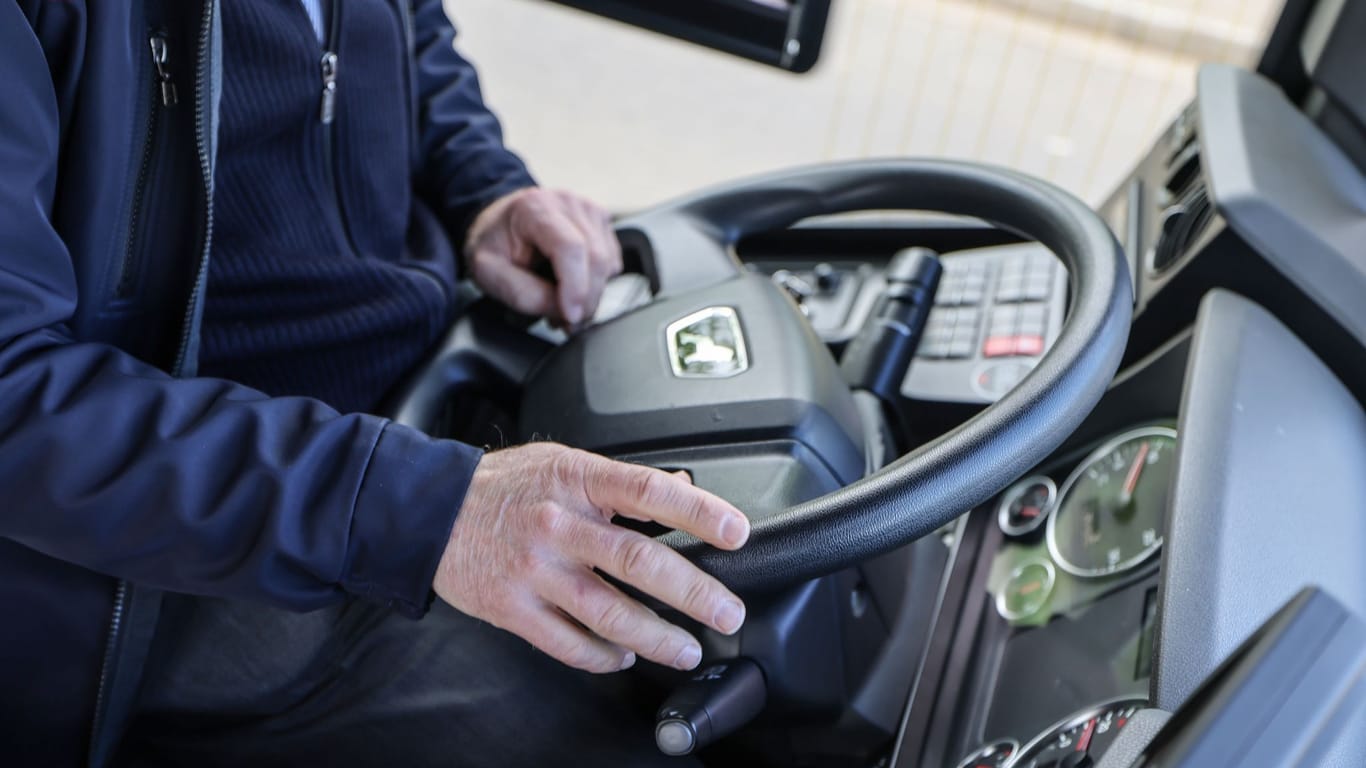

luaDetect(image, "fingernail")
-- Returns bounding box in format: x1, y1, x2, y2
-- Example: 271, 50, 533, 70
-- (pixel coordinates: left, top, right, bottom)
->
620, 652, 637, 671
720, 516, 750, 549
674, 644, 702, 671
565, 303, 584, 325
715, 600, 745, 635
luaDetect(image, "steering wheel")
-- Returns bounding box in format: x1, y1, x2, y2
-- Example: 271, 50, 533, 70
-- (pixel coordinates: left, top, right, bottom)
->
391, 159, 1132, 594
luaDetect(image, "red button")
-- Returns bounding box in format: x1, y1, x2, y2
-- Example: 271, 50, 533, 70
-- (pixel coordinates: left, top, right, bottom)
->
1016, 334, 1045, 356
983, 336, 1018, 357
984, 335, 1045, 358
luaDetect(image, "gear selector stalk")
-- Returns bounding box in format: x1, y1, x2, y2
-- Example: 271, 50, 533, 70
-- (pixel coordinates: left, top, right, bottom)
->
839, 247, 942, 404
654, 658, 766, 756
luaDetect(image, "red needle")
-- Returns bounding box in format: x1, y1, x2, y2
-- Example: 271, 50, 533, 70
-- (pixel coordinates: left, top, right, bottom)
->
1076, 718, 1097, 753
1122, 442, 1151, 500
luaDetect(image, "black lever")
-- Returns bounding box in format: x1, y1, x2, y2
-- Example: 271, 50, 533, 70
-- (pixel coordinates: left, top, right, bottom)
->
838, 247, 942, 404
654, 658, 766, 757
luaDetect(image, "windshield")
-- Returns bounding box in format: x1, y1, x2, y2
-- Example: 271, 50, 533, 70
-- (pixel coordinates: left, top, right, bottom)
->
454, 0, 1282, 209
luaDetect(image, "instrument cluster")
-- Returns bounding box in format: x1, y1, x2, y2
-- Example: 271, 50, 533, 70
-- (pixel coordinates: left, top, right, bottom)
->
953, 426, 1175, 767
951, 698, 1146, 768
987, 425, 1176, 628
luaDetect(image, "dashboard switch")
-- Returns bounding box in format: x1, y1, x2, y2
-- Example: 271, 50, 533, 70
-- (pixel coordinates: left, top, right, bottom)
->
1016, 334, 1045, 356
812, 262, 842, 292
983, 336, 1019, 358
984, 334, 1044, 358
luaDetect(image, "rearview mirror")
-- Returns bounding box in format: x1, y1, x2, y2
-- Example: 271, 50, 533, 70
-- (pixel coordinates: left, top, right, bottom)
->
539, 0, 832, 73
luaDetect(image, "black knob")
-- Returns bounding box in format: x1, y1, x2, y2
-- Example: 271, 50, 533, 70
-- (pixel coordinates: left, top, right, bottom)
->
813, 262, 842, 292
655, 659, 766, 756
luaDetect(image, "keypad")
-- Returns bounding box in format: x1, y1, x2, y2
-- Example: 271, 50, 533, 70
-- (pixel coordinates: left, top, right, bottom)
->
920, 304, 982, 360
917, 250, 1057, 361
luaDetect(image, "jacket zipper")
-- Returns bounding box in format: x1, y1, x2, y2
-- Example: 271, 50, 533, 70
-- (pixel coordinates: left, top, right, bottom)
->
116, 34, 179, 298
91, 27, 183, 749
88, 580, 128, 757
319, 0, 362, 258
172, 0, 217, 377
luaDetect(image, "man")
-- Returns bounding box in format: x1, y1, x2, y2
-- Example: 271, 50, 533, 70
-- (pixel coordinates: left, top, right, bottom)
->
1, 1, 747, 765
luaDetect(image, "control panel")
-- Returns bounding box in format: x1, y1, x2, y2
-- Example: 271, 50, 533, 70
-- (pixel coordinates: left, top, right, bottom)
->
747, 242, 1068, 406
901, 243, 1067, 404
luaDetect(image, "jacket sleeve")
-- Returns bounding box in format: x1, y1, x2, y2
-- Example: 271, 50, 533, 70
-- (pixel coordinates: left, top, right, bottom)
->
0, 9, 476, 619
411, 0, 537, 247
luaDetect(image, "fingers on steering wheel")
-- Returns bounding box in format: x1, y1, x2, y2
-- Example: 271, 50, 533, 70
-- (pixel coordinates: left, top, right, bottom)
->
469, 246, 558, 319
562, 514, 746, 637
542, 566, 703, 671
582, 459, 751, 551
561, 190, 623, 285
510, 598, 636, 674
517, 203, 591, 325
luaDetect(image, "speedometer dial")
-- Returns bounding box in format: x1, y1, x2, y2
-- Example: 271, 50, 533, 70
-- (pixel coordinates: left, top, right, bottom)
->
1007, 698, 1145, 768
1047, 427, 1176, 578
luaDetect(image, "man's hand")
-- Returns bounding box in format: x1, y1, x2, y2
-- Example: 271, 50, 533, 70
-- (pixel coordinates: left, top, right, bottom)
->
434, 443, 750, 674
465, 188, 623, 328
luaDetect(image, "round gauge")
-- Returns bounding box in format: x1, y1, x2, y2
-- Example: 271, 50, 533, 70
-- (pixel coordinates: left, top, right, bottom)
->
1008, 698, 1146, 768
998, 476, 1058, 537
997, 561, 1056, 621
1047, 426, 1177, 578
954, 739, 1018, 768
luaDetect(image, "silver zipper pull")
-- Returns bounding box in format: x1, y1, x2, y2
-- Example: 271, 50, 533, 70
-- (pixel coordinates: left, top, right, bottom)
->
149, 34, 178, 106
320, 52, 339, 125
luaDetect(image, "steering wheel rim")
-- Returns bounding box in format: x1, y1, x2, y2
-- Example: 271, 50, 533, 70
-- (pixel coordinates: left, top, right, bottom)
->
610, 159, 1133, 593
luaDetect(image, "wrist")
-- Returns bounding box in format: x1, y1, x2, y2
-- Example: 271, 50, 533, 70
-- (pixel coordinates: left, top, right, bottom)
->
345, 422, 484, 618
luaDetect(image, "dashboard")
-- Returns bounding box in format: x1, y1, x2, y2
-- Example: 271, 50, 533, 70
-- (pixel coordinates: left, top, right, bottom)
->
396, 6, 1366, 763
732, 229, 1189, 768
435, 26, 1366, 762
720, 58, 1366, 767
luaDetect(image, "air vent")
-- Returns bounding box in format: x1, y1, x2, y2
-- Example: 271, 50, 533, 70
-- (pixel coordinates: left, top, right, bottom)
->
1165, 137, 1202, 197
1164, 107, 1202, 199
1152, 183, 1214, 273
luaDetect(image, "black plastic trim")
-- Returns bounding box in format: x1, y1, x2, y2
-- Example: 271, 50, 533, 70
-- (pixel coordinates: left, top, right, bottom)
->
540, 0, 831, 73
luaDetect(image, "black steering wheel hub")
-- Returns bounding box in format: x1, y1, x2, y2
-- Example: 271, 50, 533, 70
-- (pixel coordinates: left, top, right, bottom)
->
521, 270, 868, 489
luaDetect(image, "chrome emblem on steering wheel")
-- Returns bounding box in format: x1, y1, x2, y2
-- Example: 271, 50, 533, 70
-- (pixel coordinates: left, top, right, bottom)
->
666, 307, 750, 378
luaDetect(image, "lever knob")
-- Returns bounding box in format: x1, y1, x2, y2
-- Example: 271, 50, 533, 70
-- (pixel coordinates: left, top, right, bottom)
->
654, 658, 766, 757
839, 247, 942, 402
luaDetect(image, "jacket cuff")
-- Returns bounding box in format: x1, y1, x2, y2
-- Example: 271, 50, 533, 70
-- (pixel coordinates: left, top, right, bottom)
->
343, 421, 484, 618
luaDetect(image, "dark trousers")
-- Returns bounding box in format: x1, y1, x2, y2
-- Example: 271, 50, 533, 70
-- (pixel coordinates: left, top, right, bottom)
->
118, 594, 691, 767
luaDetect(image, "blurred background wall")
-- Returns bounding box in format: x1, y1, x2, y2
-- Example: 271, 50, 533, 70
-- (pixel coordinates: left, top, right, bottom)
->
448, 0, 1282, 209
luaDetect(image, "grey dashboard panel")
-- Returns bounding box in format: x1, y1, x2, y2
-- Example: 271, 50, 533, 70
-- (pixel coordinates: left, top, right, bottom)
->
1198, 65, 1366, 346
1154, 290, 1366, 764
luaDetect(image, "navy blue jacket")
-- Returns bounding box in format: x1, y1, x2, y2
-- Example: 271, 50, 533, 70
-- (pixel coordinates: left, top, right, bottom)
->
1, 1, 534, 763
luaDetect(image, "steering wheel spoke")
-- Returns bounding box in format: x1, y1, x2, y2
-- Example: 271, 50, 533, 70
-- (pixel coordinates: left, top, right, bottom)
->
615, 211, 741, 298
